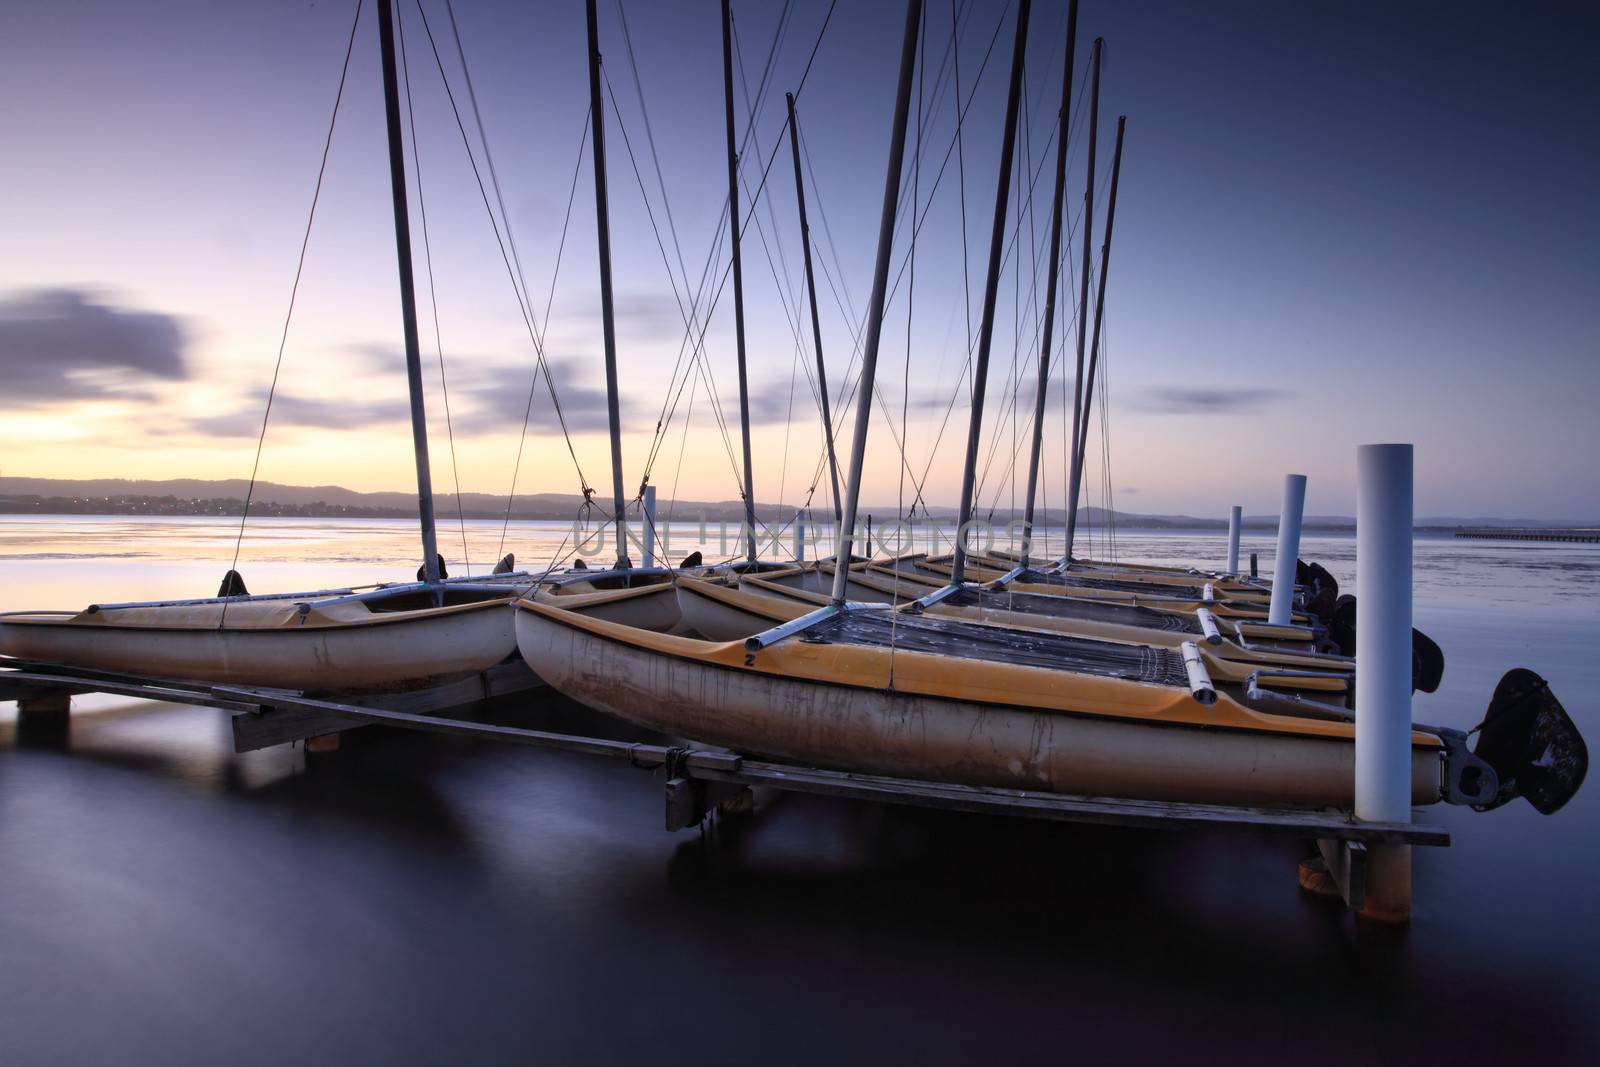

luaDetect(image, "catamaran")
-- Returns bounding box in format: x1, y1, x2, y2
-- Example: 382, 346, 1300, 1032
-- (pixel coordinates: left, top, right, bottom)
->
0, 0, 524, 691
517, 0, 1583, 818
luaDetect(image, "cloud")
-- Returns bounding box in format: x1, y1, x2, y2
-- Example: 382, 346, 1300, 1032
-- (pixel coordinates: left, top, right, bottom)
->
1129, 386, 1292, 414
184, 389, 414, 438
343, 342, 408, 375
0, 288, 187, 406
459, 358, 633, 434
580, 291, 685, 336
171, 353, 626, 440
745, 376, 822, 426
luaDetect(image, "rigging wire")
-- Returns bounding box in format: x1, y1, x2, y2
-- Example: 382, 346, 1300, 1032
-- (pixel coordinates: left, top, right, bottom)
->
600, 72, 749, 501
1099, 305, 1116, 561
397, 0, 471, 575
609, 1, 748, 499
950, 0, 973, 399
497, 111, 590, 561
222, 0, 365, 627
807, 1, 1010, 513
888, 0, 929, 685
633, 0, 838, 493
789, 3, 1004, 517
415, 0, 593, 495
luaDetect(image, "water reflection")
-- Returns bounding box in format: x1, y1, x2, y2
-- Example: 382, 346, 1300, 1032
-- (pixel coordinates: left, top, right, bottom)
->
1, 520, 1597, 1059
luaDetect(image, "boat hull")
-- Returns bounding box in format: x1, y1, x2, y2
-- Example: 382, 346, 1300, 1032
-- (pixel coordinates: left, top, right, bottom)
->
0, 600, 517, 692
513, 603, 1439, 808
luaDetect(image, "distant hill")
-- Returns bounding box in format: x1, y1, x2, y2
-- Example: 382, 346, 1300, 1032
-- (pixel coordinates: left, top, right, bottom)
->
0, 477, 1591, 528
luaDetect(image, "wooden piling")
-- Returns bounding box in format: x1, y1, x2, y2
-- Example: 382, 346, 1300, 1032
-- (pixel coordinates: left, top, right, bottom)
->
18, 690, 71, 718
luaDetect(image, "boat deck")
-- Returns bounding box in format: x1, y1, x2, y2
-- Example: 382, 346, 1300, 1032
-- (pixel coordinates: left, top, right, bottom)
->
945, 586, 1200, 633
805, 611, 1194, 687
1019, 568, 1208, 598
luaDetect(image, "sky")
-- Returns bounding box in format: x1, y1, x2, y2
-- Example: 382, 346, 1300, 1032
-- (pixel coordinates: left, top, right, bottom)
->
0, 0, 1595, 521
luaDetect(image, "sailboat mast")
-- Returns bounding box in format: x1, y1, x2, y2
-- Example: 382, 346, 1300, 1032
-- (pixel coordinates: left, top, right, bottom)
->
1018, 0, 1078, 569
1062, 37, 1102, 564
376, 0, 440, 583
721, 0, 758, 563
948, 0, 1033, 588
829, 0, 924, 606
1066, 114, 1127, 561
784, 92, 843, 526
585, 0, 632, 569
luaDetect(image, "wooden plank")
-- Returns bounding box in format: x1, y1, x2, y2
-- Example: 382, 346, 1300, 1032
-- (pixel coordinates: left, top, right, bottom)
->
227, 660, 544, 752
0, 670, 260, 714
664, 777, 704, 831
0, 678, 93, 702
2, 658, 241, 696
231, 704, 349, 752
216, 687, 679, 763
229, 664, 543, 752
1317, 837, 1368, 910
701, 761, 1450, 846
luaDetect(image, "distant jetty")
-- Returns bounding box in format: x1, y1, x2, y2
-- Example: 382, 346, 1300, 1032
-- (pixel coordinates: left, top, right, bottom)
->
1455, 527, 1600, 543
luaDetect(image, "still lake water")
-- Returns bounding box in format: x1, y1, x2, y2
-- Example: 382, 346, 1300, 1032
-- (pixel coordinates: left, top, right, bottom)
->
2, 516, 1597, 1063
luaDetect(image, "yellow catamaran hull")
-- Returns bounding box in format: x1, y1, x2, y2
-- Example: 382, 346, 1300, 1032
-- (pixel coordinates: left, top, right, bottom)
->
514, 597, 1440, 809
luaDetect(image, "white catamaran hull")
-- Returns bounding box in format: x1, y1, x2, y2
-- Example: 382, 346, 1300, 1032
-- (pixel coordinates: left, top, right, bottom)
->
0, 601, 517, 692
514, 605, 1440, 809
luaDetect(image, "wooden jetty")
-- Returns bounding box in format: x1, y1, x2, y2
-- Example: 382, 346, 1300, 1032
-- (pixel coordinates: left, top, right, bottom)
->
2, 653, 1446, 916
1454, 527, 1600, 543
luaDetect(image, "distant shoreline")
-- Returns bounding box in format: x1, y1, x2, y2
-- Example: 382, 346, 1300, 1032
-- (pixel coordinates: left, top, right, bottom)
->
1, 477, 1591, 530
0, 497, 1540, 536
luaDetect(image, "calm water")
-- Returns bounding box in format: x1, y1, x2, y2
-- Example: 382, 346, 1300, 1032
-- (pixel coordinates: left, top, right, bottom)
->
2, 517, 1597, 1063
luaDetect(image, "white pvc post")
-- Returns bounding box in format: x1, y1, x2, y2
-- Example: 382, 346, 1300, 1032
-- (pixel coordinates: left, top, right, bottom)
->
1267, 474, 1307, 625
1354, 443, 1414, 922
1225, 505, 1242, 576
1356, 445, 1413, 822
794, 510, 806, 562
641, 484, 657, 569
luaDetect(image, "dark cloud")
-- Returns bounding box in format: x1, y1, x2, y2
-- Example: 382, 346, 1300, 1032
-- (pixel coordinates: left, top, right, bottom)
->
459, 358, 633, 434
344, 342, 406, 374
745, 376, 821, 426
173, 353, 625, 440
1130, 386, 1292, 414
0, 287, 186, 405
580, 291, 685, 336
183, 389, 413, 437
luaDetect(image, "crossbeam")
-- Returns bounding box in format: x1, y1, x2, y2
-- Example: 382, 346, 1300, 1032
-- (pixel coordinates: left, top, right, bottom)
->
1, 657, 1449, 846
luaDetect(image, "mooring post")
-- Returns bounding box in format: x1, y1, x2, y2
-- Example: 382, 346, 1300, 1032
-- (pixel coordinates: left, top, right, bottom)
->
641, 484, 657, 569
1267, 474, 1307, 625
1226, 504, 1242, 576
794, 510, 806, 563
1355, 443, 1415, 922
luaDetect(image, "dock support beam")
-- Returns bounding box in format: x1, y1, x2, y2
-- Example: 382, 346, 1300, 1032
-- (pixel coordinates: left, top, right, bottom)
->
1268, 474, 1306, 625
1225, 505, 1242, 576
1354, 443, 1415, 922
